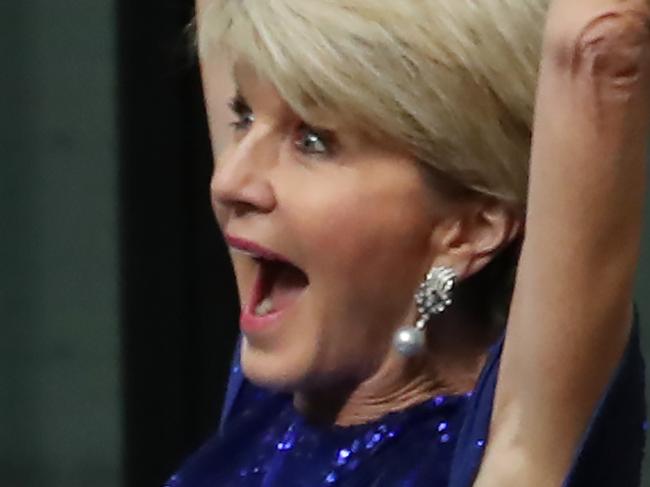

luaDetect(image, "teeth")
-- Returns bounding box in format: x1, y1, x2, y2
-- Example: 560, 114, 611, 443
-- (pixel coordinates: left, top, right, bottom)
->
254, 297, 274, 316
231, 248, 260, 259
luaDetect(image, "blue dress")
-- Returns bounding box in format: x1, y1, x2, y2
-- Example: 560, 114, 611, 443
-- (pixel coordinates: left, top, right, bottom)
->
166, 311, 646, 486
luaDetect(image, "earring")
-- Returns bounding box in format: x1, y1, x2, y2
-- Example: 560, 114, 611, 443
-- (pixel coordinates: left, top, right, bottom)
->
392, 266, 456, 357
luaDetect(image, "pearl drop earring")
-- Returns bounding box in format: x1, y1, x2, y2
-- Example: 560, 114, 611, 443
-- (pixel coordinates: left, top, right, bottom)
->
392, 266, 456, 357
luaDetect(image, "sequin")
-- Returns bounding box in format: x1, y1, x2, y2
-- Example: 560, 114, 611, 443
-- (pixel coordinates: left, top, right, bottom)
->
350, 439, 362, 453
164, 474, 181, 487
336, 448, 351, 466
276, 423, 297, 451
364, 431, 383, 449
325, 471, 338, 483
437, 421, 448, 432
276, 441, 291, 451
476, 439, 485, 448
440, 433, 451, 443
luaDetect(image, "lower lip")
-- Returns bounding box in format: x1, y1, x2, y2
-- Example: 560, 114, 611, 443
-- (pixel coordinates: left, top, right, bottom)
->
240, 306, 289, 334
239, 287, 306, 335
238, 259, 307, 335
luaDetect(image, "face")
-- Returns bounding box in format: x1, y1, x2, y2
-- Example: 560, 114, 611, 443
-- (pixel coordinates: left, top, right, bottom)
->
202, 60, 461, 392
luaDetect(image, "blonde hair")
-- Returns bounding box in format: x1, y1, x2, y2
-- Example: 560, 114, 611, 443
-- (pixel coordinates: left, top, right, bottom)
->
198, 0, 550, 208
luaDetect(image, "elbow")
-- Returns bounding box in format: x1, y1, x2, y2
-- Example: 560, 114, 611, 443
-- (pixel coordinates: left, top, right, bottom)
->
543, 5, 650, 85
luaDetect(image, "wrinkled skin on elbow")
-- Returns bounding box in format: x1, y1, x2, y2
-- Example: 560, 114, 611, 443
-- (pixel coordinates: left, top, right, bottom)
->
546, 2, 650, 90
540, 1, 650, 140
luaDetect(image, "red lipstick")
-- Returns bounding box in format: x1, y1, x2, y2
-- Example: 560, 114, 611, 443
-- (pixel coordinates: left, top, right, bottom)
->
225, 234, 292, 263
225, 234, 307, 335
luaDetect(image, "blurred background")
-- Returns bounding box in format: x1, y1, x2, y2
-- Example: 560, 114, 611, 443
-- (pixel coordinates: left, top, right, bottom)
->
2, 1, 238, 486
0, 1, 649, 486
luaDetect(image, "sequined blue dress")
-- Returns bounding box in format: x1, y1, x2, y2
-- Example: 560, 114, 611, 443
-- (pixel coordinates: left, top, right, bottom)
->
167, 312, 646, 487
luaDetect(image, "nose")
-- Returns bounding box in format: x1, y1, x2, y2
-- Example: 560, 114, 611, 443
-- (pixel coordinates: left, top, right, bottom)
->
211, 127, 277, 218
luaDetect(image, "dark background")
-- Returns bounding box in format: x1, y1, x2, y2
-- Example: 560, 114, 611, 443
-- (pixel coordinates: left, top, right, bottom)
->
118, 0, 239, 486
1, 1, 649, 486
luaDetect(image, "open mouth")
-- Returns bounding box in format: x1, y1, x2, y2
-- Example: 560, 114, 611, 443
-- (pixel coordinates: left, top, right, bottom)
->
225, 234, 309, 330
250, 257, 310, 317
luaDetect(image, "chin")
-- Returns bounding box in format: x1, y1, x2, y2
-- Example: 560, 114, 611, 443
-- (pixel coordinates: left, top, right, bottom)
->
240, 339, 312, 392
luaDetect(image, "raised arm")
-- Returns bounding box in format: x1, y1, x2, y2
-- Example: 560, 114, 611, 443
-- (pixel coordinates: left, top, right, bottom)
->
475, 1, 650, 485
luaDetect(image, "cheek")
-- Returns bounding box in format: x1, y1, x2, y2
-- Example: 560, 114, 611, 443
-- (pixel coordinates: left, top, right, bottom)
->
281, 198, 430, 386
295, 187, 432, 321
313, 193, 428, 272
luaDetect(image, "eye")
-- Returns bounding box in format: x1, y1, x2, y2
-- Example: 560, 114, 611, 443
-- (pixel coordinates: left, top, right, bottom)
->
294, 124, 336, 156
228, 94, 254, 131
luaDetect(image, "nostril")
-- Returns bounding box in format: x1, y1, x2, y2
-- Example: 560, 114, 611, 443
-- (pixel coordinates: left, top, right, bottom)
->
210, 189, 264, 220
232, 200, 264, 218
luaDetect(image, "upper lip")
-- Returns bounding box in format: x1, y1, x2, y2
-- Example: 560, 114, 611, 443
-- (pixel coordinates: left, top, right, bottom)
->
225, 234, 293, 264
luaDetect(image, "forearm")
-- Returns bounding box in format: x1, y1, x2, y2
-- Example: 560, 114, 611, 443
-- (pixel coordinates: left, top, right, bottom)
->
476, 2, 650, 485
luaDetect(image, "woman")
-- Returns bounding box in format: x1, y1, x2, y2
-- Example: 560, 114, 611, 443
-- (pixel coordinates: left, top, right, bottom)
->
168, 0, 650, 485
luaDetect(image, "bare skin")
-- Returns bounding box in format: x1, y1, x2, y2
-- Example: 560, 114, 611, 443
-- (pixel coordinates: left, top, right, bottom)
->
195, 0, 520, 427
194, 0, 650, 483
475, 1, 650, 485
204, 60, 517, 426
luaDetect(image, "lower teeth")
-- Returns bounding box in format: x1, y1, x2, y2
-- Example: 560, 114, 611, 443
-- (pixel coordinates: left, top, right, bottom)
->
254, 297, 274, 316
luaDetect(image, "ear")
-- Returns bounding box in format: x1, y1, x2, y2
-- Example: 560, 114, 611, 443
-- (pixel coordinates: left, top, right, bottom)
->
430, 200, 523, 281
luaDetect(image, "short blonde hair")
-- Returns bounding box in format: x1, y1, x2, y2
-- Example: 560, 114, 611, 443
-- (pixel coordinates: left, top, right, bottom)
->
198, 0, 550, 208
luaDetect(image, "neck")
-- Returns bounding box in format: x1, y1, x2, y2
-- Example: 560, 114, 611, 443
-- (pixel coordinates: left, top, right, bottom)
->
293, 311, 496, 426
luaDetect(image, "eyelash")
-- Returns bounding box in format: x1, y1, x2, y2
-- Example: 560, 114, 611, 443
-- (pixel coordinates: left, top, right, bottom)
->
228, 95, 254, 131
226, 95, 336, 157
294, 124, 336, 157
